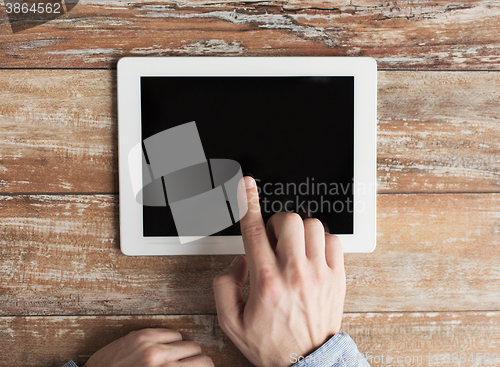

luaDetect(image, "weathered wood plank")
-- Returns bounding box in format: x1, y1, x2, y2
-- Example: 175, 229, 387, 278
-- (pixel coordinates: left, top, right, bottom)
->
0, 315, 250, 367
1, 70, 499, 193
1, 312, 499, 367
0, 70, 117, 193
378, 71, 500, 192
343, 311, 500, 367
0, 1, 500, 69
1, 193, 499, 315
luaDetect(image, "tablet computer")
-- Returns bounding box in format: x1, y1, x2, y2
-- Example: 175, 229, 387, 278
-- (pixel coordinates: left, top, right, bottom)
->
117, 57, 377, 255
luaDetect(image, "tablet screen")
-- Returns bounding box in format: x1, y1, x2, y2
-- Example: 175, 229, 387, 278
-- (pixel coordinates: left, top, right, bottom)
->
141, 76, 354, 237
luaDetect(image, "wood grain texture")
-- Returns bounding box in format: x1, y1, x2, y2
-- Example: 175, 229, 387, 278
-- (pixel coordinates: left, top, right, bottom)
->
0, 312, 499, 367
0, 315, 250, 367
1, 193, 499, 316
343, 311, 500, 367
0, 70, 117, 193
1, 70, 499, 194
1, 1, 500, 69
378, 71, 500, 192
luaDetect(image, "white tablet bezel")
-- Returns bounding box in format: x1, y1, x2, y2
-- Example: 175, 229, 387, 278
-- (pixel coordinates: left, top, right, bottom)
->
117, 57, 377, 255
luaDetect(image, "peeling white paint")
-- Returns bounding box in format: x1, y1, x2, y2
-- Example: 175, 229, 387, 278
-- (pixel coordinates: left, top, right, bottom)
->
48, 48, 119, 56
135, 10, 338, 47
176, 39, 243, 55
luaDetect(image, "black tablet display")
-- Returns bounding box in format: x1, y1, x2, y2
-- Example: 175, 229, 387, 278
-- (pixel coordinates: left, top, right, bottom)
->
140, 76, 354, 237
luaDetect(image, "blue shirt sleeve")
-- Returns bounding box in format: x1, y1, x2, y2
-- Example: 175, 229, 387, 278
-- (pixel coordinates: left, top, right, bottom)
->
291, 332, 370, 367
61, 361, 79, 367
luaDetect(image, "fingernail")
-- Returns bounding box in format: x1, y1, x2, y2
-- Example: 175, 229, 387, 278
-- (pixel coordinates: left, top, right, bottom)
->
231, 255, 242, 266
244, 176, 255, 189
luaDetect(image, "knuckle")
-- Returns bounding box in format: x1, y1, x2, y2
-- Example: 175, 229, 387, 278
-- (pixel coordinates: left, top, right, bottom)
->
281, 212, 303, 227
127, 329, 150, 344
249, 191, 260, 206
172, 330, 183, 341
304, 218, 323, 231
186, 340, 203, 354
284, 255, 304, 271
213, 272, 232, 288
213, 273, 223, 287
141, 346, 163, 365
261, 282, 280, 300
317, 273, 331, 290
199, 354, 215, 367
164, 329, 182, 340
259, 266, 276, 285
259, 269, 281, 299
317, 265, 331, 280
289, 270, 308, 289
242, 223, 265, 239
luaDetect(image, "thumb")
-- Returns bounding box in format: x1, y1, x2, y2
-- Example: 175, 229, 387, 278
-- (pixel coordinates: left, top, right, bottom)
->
213, 255, 248, 332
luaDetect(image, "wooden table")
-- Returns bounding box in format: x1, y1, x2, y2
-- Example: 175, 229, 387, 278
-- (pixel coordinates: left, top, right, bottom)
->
1, 1, 499, 366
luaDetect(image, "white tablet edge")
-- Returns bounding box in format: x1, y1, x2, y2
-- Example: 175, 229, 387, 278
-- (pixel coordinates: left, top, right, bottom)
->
117, 57, 377, 255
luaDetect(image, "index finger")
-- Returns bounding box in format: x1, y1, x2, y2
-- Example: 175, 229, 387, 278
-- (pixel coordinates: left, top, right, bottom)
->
237, 176, 276, 271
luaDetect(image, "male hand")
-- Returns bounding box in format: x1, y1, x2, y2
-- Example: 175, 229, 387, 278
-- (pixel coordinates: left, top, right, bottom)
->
83, 328, 214, 367
213, 177, 346, 367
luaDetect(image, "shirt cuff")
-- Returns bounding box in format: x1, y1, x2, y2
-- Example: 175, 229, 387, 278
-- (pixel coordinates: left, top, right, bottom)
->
61, 361, 79, 367
291, 332, 370, 367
